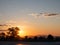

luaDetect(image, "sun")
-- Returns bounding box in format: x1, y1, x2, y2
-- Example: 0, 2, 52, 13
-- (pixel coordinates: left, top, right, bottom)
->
17, 26, 26, 37
18, 30, 24, 36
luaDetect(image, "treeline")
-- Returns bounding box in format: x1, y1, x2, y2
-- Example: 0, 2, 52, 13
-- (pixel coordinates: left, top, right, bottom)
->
23, 35, 60, 42
0, 27, 60, 42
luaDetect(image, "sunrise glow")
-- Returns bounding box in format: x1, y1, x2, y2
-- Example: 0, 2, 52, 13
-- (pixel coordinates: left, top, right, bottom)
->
0, 0, 60, 37
17, 26, 26, 37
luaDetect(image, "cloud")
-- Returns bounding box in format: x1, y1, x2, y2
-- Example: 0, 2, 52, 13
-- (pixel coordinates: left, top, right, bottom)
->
44, 13, 58, 16
0, 24, 8, 26
5, 20, 18, 27
28, 12, 59, 18
28, 13, 41, 18
5, 20, 17, 25
0, 20, 16, 27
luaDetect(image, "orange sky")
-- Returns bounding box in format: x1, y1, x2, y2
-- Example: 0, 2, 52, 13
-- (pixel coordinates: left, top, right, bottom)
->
0, 0, 60, 37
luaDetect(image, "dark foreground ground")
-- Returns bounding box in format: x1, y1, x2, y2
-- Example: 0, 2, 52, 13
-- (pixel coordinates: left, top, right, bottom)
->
0, 41, 60, 45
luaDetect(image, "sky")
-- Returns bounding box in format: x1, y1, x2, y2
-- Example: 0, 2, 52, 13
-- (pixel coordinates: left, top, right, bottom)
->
0, 0, 60, 36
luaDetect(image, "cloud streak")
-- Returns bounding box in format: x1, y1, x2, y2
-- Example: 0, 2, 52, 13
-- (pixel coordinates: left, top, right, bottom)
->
44, 13, 58, 16
28, 12, 59, 18
28, 13, 41, 18
0, 24, 8, 26
0, 20, 15, 27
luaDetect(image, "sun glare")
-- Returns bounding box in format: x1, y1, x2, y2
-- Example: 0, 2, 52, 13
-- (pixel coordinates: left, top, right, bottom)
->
17, 26, 26, 37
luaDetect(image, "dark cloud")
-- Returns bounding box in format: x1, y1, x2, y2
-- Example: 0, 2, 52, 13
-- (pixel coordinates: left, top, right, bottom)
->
44, 13, 58, 16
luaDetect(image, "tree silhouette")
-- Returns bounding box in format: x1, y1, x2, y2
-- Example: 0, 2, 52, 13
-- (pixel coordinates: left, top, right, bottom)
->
47, 34, 54, 41
7, 27, 20, 38
24, 36, 28, 41
0, 32, 6, 40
